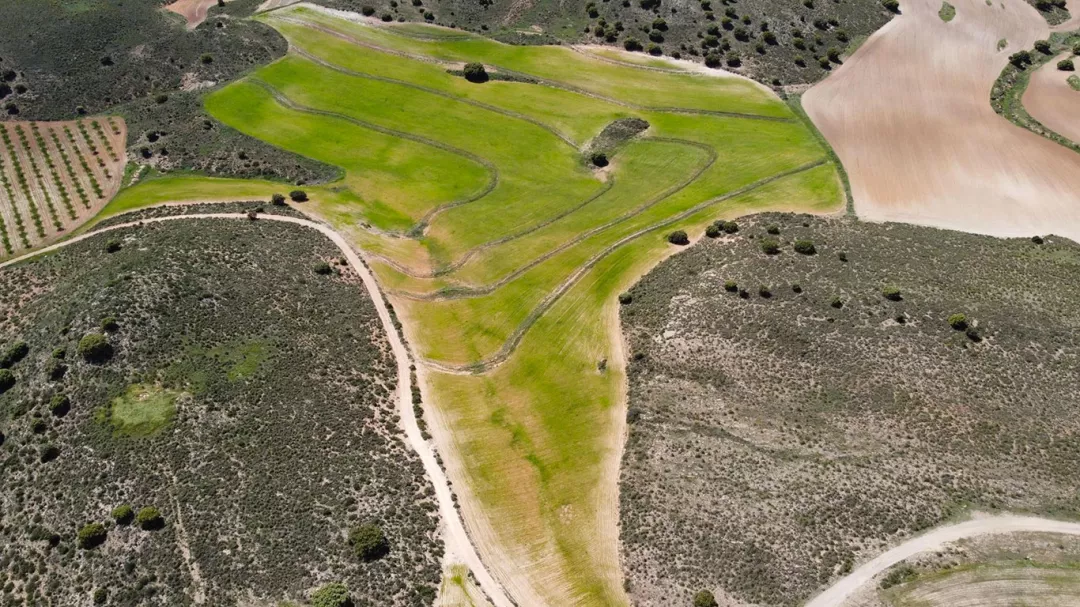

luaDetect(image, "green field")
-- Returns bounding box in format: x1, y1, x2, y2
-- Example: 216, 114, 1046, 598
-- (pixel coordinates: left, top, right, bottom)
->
100, 8, 842, 604
107, 384, 180, 437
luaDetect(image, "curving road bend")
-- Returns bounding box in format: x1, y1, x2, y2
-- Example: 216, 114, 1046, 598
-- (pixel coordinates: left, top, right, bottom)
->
804, 514, 1080, 607
0, 212, 514, 607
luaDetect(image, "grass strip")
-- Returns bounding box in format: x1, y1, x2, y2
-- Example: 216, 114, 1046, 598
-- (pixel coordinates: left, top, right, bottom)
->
785, 92, 855, 215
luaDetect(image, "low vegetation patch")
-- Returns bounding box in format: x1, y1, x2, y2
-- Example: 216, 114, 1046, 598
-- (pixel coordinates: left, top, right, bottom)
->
938, 1, 957, 22
107, 384, 180, 437
620, 213, 1080, 606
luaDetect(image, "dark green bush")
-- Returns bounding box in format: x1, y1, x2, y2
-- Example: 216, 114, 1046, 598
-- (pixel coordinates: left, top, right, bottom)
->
619, 292, 633, 305
947, 313, 967, 330
77, 333, 112, 363
49, 394, 70, 417
883, 0, 900, 12
0, 369, 15, 393
668, 230, 690, 245
100, 317, 119, 332
838, 251, 848, 262
312, 583, 354, 607
289, 190, 308, 202
40, 444, 60, 462
1034, 39, 1051, 54
590, 152, 609, 167
830, 296, 843, 308
758, 285, 772, 298
721, 221, 739, 234
463, 63, 489, 83
105, 239, 122, 253
361, 5, 375, 15
1058, 59, 1075, 71
136, 506, 164, 530
0, 340, 29, 368
705, 224, 721, 238
625, 38, 644, 52
693, 590, 718, 607
882, 285, 902, 301
1009, 50, 1032, 68
1032, 235, 1044, 244
724, 280, 737, 292
766, 224, 780, 235
350, 524, 389, 561
271, 193, 287, 206
793, 240, 816, 255
111, 504, 134, 525
314, 261, 333, 275
760, 238, 780, 254
77, 523, 107, 549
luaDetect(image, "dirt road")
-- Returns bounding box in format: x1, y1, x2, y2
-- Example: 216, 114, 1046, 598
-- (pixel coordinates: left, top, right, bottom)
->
804, 514, 1080, 607
804, 0, 1080, 242
0, 211, 513, 607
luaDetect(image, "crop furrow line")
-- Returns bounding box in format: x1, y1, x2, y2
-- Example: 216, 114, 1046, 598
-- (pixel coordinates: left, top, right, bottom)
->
249, 78, 499, 235
64, 126, 105, 200
387, 137, 717, 299
15, 125, 63, 231
280, 16, 794, 123
90, 119, 121, 163
419, 158, 828, 374
291, 47, 581, 150
0, 138, 29, 250
48, 126, 92, 210
2, 126, 47, 239
76, 120, 112, 180
31, 123, 77, 221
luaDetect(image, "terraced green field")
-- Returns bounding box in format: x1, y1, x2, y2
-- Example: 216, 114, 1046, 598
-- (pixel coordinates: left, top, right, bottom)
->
101, 7, 842, 604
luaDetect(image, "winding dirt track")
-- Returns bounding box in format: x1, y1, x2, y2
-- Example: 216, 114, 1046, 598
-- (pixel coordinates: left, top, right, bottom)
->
804, 0, 1080, 242
1023, 52, 1080, 144
805, 515, 1080, 607
0, 212, 514, 607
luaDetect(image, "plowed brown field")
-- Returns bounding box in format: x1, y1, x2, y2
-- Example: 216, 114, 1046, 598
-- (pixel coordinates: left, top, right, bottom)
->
804, 0, 1080, 242
1024, 52, 1080, 144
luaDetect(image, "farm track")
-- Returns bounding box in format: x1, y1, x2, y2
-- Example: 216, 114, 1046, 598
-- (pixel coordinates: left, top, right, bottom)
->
279, 16, 795, 123
291, 47, 582, 150
247, 78, 499, 236
382, 137, 717, 294
805, 515, 1080, 607
420, 159, 827, 374
0, 210, 516, 607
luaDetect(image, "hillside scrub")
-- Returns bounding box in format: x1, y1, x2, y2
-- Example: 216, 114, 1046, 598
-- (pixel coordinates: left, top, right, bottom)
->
0, 220, 441, 605
619, 213, 1080, 606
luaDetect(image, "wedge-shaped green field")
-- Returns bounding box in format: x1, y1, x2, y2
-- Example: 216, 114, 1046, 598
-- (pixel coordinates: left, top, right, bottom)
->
103, 8, 842, 605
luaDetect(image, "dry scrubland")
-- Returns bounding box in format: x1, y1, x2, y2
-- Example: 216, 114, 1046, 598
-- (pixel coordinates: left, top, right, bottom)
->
804, 0, 1080, 242
96, 6, 845, 604
0, 118, 126, 258
854, 532, 1080, 607
0, 220, 441, 606
619, 213, 1080, 606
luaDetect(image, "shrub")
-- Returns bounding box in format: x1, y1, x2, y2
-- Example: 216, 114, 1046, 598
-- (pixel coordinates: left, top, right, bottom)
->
0, 362, 15, 393
668, 230, 690, 245
77, 523, 107, 549
46, 359, 67, 381
49, 394, 70, 417
830, 296, 843, 308
312, 583, 354, 607
1031, 235, 1044, 244
111, 504, 134, 525
766, 224, 780, 235
704, 53, 721, 68
463, 63, 489, 83
793, 239, 816, 255
590, 152, 609, 167
625, 38, 644, 52
726, 52, 741, 67
349, 524, 389, 561
619, 292, 633, 305
361, 5, 375, 15
738, 288, 749, 299
724, 280, 737, 292
838, 251, 848, 262
289, 190, 308, 202
200, 53, 213, 64
1034, 39, 1051, 54
705, 224, 721, 238
760, 238, 780, 254
136, 507, 164, 530
0, 340, 28, 368
314, 261, 333, 275
758, 285, 772, 298
648, 43, 663, 55
966, 327, 982, 342
105, 239, 122, 253
883, 0, 900, 12
947, 313, 968, 330
882, 285, 902, 301
77, 333, 112, 363
693, 590, 719, 607
100, 317, 119, 332
1058, 59, 1075, 71
1009, 50, 1032, 68
792, 284, 802, 293
271, 193, 287, 206
721, 221, 739, 234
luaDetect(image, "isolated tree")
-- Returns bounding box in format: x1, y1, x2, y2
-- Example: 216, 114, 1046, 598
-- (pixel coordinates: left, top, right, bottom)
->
618, 292, 633, 305
625, 38, 644, 52
0, 369, 14, 393
350, 524, 389, 561
1058, 59, 1075, 71
271, 193, 287, 206
77, 523, 107, 549
111, 504, 135, 525
590, 152, 609, 167
693, 590, 718, 607
78, 333, 112, 363
947, 313, 968, 330
463, 63, 489, 83
760, 238, 780, 254
290, 189, 308, 202
312, 583, 354, 607
136, 507, 164, 530
667, 230, 690, 245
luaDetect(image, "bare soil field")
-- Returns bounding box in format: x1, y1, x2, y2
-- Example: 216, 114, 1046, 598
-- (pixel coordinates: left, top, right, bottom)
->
618, 213, 1080, 606
1024, 52, 1080, 143
0, 118, 126, 258
166, 0, 226, 29
804, 0, 1080, 242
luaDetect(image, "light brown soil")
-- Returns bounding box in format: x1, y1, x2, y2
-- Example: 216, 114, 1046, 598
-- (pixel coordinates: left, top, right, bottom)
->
1023, 52, 1080, 144
165, 0, 223, 29
804, 0, 1080, 242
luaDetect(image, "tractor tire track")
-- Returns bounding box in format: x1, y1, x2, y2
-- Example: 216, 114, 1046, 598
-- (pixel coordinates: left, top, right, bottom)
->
419, 159, 827, 375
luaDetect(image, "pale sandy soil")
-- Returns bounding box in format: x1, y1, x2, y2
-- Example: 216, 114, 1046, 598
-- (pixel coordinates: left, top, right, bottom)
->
804, 0, 1080, 242
1024, 52, 1080, 143
165, 0, 222, 29
805, 514, 1080, 607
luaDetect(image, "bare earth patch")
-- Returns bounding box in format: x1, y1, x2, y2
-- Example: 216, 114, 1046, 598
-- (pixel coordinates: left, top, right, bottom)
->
804, 0, 1080, 242
166, 0, 224, 29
